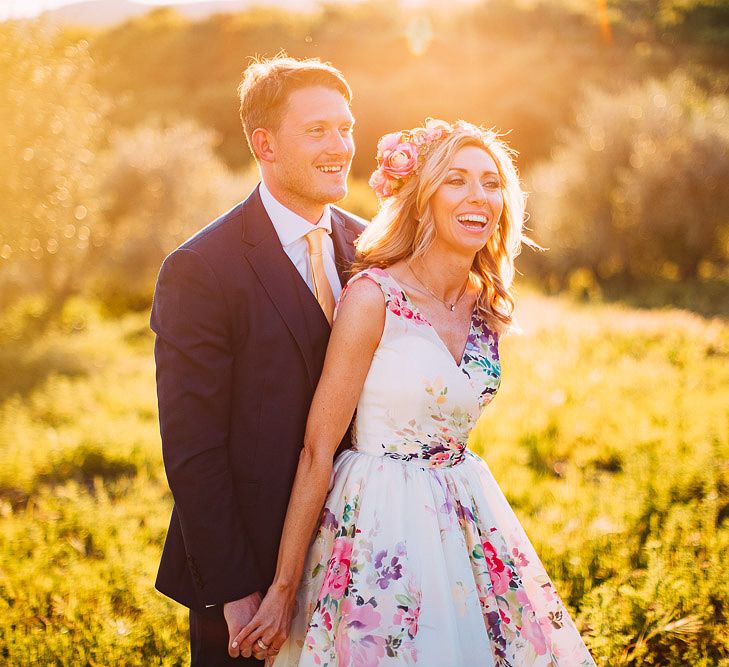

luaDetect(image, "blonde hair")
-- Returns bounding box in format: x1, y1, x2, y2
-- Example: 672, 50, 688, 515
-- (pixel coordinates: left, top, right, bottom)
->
355, 120, 536, 334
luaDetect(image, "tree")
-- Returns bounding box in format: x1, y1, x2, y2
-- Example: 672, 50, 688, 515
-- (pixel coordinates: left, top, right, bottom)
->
529, 73, 729, 283
95, 119, 255, 309
0, 24, 108, 310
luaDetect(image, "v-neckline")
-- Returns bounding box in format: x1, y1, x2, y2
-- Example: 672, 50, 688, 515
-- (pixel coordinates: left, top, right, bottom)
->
381, 269, 477, 368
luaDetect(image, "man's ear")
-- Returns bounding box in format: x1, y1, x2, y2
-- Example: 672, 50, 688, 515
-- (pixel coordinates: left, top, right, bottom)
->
251, 128, 275, 163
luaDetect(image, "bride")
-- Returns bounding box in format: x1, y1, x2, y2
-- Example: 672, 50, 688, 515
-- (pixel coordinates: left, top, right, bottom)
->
232, 118, 596, 666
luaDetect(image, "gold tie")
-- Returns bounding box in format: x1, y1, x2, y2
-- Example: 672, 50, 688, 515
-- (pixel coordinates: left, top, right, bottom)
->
305, 227, 336, 325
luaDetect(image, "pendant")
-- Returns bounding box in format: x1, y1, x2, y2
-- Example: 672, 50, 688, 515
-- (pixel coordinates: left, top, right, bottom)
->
449, 304, 456, 312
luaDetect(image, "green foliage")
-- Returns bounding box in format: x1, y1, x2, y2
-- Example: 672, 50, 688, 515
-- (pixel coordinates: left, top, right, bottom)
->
0, 292, 727, 663
528, 73, 729, 284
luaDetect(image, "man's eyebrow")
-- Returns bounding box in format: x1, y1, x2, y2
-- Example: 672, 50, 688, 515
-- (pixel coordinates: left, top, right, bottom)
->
302, 118, 356, 126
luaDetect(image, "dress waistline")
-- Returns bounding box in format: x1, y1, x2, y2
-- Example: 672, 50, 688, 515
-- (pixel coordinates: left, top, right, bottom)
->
346, 446, 467, 470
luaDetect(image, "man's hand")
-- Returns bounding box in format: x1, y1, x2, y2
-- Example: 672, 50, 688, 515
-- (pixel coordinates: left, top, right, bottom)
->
232, 583, 296, 661
223, 591, 263, 658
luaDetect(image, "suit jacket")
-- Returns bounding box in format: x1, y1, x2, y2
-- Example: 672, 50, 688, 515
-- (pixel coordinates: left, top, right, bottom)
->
151, 185, 365, 610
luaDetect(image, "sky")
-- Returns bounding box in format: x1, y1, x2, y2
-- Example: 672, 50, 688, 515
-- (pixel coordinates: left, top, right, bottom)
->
0, 0, 323, 21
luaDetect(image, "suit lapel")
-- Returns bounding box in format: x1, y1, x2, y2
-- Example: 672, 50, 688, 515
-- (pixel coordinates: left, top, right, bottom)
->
330, 208, 358, 287
241, 187, 317, 386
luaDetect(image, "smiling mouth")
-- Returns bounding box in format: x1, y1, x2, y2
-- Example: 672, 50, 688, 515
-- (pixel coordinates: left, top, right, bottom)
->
456, 214, 490, 231
316, 165, 344, 174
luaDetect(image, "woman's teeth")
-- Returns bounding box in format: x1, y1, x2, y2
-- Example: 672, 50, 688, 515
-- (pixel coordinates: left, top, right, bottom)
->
317, 165, 342, 173
456, 214, 488, 230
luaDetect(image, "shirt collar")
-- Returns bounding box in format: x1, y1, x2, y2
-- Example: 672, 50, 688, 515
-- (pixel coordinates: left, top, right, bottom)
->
259, 180, 332, 248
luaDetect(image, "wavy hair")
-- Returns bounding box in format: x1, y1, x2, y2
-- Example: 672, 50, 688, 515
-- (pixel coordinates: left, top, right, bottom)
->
354, 120, 537, 334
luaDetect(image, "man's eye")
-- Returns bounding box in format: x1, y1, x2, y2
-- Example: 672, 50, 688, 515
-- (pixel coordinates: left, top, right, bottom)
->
340, 126, 353, 134
309, 127, 324, 135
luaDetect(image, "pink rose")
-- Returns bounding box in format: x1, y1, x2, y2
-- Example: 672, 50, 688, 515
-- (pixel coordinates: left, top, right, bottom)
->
368, 168, 395, 198
381, 142, 418, 179
321, 537, 353, 600
377, 131, 403, 156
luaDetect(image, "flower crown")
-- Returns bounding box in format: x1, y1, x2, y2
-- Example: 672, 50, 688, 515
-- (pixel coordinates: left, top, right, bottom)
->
368, 118, 489, 199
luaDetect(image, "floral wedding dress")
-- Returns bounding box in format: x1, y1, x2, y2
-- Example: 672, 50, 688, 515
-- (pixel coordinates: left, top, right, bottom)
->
273, 268, 595, 667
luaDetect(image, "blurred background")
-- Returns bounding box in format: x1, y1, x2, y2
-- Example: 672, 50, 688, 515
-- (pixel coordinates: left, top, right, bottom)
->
0, 0, 728, 665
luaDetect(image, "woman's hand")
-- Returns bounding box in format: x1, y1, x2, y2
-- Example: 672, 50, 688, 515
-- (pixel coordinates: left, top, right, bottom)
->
232, 582, 296, 661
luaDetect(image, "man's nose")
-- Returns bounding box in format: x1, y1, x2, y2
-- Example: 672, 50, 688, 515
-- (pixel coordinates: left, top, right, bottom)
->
327, 130, 353, 155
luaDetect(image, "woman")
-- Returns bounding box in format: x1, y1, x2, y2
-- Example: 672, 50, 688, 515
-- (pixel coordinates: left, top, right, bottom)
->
233, 119, 596, 666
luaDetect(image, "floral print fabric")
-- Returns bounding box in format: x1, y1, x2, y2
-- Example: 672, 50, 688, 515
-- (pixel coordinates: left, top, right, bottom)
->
273, 269, 595, 666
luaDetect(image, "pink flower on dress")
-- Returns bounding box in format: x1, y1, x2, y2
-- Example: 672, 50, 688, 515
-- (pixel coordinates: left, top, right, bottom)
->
341, 598, 382, 632
334, 621, 351, 666
385, 295, 427, 324
482, 540, 511, 596
321, 537, 353, 600
511, 546, 529, 568
349, 634, 387, 667
393, 605, 420, 639
430, 451, 452, 467
335, 598, 385, 666
520, 602, 548, 656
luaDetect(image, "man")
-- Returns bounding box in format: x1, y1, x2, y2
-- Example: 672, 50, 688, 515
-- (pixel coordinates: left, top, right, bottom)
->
151, 55, 365, 666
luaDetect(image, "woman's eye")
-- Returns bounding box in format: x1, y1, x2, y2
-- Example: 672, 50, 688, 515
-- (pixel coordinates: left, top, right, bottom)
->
484, 180, 500, 189
447, 178, 464, 185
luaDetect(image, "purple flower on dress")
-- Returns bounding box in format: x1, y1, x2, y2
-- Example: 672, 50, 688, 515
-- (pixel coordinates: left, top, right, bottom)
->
374, 549, 403, 589
456, 500, 475, 525
321, 508, 339, 531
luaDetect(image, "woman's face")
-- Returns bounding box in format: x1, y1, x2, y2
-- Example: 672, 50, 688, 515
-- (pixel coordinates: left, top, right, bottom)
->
429, 145, 504, 256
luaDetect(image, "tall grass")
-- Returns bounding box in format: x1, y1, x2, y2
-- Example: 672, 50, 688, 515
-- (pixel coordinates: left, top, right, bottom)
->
0, 292, 727, 665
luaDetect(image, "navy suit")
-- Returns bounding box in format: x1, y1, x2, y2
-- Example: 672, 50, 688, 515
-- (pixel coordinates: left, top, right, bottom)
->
151, 186, 364, 665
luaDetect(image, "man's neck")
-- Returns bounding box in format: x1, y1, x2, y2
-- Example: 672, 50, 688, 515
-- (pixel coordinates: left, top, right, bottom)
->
260, 178, 324, 225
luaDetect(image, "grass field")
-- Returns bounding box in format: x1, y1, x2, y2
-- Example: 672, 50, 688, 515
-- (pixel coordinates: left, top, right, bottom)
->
0, 291, 727, 666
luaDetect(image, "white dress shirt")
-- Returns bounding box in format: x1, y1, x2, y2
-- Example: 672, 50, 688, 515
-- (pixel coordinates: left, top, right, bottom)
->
259, 180, 343, 303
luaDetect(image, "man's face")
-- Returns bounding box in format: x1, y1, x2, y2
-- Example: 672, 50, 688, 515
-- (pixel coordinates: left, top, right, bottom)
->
266, 86, 355, 218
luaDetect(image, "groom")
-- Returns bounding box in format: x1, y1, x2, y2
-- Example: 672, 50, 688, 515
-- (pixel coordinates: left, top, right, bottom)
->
151, 56, 364, 666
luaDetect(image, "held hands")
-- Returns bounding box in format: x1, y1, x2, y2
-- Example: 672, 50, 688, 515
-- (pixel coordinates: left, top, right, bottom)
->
223, 592, 263, 659
231, 582, 296, 661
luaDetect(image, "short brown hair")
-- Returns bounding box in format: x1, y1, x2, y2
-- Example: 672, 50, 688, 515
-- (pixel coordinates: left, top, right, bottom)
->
238, 54, 352, 159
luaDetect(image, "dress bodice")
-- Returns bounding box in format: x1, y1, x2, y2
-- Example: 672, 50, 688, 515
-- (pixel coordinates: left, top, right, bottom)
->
341, 268, 501, 468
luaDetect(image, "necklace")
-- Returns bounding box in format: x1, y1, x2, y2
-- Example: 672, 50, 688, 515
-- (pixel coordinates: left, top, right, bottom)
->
407, 260, 470, 312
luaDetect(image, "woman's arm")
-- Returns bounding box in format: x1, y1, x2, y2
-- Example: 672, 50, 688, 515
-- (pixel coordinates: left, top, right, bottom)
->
232, 276, 386, 659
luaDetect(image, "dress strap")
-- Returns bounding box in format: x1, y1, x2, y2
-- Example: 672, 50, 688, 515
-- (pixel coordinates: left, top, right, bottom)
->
334, 268, 428, 327
334, 268, 393, 322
